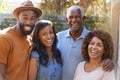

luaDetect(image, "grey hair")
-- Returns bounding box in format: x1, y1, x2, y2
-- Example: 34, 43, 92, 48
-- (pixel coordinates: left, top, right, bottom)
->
66, 5, 84, 18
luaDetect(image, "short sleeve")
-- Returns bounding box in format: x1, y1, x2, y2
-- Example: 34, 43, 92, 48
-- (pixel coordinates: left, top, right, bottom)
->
31, 51, 39, 58
31, 51, 40, 67
0, 35, 11, 64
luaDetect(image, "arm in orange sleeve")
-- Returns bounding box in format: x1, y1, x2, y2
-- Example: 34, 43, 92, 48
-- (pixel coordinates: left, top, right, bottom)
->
0, 35, 11, 64
0, 35, 11, 80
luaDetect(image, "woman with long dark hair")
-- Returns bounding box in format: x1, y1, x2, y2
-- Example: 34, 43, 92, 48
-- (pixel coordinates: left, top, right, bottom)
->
29, 20, 62, 80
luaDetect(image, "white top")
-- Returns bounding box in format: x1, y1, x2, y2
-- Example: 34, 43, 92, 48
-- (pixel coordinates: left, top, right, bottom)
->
74, 61, 115, 80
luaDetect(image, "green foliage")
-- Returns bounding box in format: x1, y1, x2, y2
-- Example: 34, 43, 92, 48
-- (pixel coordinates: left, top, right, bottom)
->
41, 14, 68, 32
37, 0, 111, 32
37, 0, 74, 15
0, 14, 68, 32
84, 16, 98, 30
0, 0, 110, 32
84, 15, 110, 32
84, 0, 111, 32
0, 18, 16, 30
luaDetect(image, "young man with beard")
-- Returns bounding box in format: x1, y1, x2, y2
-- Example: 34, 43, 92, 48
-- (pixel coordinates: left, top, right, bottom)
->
0, 1, 42, 80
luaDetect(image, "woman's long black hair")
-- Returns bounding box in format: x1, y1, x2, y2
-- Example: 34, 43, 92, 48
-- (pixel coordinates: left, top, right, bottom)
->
32, 20, 62, 67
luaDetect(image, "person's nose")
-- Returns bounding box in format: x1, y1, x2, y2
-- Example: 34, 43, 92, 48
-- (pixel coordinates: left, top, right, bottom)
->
72, 18, 76, 23
26, 19, 32, 25
47, 34, 51, 39
92, 44, 97, 49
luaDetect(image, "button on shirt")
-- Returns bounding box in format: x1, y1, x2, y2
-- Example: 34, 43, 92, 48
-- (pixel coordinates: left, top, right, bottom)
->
31, 51, 62, 80
57, 27, 89, 80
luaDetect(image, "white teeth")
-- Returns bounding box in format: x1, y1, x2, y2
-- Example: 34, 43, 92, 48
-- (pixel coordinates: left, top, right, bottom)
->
91, 51, 94, 52
91, 51, 97, 54
24, 26, 31, 31
47, 40, 51, 42
46, 40, 52, 43
91, 52, 96, 54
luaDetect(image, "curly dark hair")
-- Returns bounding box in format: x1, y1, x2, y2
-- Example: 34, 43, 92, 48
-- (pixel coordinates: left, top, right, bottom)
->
82, 30, 114, 62
32, 20, 62, 67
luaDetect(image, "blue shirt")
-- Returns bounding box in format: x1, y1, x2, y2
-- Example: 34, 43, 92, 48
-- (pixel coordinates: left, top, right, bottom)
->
57, 27, 89, 80
31, 51, 62, 80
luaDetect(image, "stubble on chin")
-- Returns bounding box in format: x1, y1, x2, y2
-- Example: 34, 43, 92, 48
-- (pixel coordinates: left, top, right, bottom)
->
19, 23, 34, 36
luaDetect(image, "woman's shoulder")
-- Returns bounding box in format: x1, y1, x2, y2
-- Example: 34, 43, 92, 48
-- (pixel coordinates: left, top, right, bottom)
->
77, 61, 86, 67
78, 61, 86, 65
31, 51, 39, 58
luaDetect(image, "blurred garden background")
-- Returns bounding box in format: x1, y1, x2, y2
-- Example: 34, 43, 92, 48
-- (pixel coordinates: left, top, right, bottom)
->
0, 0, 120, 80
0, 0, 111, 32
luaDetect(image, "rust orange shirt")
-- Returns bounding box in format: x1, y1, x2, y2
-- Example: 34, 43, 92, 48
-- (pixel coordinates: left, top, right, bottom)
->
0, 27, 32, 80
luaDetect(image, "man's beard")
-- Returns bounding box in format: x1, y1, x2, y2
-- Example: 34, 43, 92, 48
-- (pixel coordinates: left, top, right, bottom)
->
19, 23, 34, 36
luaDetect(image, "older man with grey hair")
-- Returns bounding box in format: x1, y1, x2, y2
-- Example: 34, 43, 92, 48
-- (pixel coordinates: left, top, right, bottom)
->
57, 5, 114, 80
57, 5, 89, 80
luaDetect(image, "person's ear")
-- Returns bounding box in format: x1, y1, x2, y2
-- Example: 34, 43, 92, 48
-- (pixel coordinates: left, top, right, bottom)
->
82, 15, 86, 24
66, 17, 68, 22
82, 15, 86, 21
65, 17, 69, 25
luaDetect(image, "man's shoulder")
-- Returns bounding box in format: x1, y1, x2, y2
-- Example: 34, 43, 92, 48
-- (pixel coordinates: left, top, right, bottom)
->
0, 27, 15, 42
81, 27, 89, 37
57, 29, 69, 36
0, 27, 11, 37
83, 27, 89, 32
0, 27, 12, 35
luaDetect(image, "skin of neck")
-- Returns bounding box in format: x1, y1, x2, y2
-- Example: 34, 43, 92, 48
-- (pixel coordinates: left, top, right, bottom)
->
88, 58, 102, 66
70, 26, 83, 40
